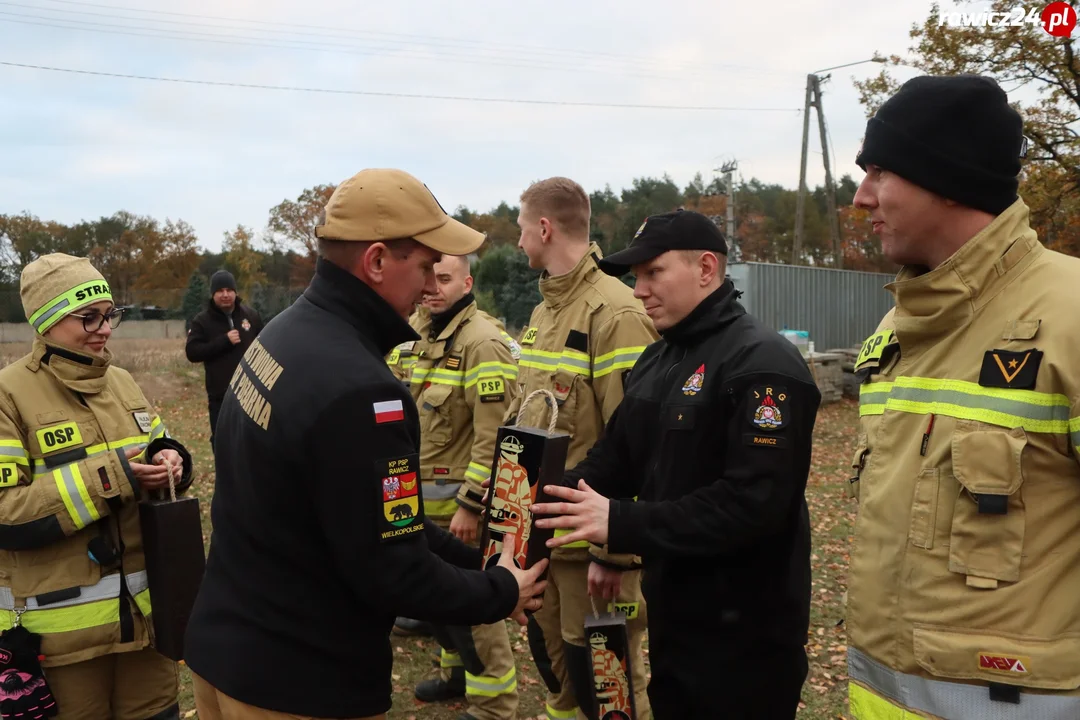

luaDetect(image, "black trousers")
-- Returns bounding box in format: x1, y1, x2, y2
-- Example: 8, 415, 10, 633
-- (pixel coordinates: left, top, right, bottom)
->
208, 398, 222, 452
647, 639, 808, 719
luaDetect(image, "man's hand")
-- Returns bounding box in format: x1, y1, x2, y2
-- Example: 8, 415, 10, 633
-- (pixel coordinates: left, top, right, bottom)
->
227, 329, 241, 345
496, 534, 548, 625
124, 446, 183, 490
450, 505, 479, 544
588, 562, 624, 601
533, 480, 610, 547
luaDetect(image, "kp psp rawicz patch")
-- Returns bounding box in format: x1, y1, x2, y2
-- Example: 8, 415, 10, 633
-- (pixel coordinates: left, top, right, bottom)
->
377, 454, 425, 542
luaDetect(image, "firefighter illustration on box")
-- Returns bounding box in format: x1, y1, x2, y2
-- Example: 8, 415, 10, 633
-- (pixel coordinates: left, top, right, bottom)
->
590, 631, 632, 720
484, 435, 534, 568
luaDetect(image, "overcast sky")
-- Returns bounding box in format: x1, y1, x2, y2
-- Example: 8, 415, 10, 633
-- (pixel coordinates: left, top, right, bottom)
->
0, 0, 943, 252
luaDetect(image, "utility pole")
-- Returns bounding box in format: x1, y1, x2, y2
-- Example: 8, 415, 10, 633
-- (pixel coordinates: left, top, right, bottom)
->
814, 75, 843, 269
721, 159, 738, 261
793, 75, 813, 266
794, 57, 885, 268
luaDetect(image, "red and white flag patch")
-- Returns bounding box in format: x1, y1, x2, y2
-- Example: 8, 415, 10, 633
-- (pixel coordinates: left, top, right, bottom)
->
373, 400, 405, 424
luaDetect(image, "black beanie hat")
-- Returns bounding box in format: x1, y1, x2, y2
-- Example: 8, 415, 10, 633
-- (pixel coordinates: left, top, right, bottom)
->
855, 74, 1025, 215
210, 270, 236, 294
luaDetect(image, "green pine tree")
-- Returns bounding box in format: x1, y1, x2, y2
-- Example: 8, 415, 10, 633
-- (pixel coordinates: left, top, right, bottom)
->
181, 272, 208, 331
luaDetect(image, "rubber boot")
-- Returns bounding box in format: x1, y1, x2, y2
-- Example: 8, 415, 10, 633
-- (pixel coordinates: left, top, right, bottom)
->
393, 616, 434, 637
415, 666, 466, 702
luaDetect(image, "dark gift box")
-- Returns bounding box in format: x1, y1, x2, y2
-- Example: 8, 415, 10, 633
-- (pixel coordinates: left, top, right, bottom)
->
138, 471, 205, 662
479, 390, 569, 574
585, 610, 637, 720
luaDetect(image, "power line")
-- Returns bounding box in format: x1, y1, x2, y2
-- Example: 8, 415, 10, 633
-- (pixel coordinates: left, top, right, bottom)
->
0, 60, 804, 111
8, 0, 793, 78
0, 12, 776, 83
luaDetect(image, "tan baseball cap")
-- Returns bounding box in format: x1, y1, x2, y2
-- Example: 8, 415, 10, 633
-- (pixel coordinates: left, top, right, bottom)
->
314, 168, 485, 255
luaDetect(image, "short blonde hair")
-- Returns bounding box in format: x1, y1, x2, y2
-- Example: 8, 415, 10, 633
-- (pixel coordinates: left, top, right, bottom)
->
519, 177, 591, 238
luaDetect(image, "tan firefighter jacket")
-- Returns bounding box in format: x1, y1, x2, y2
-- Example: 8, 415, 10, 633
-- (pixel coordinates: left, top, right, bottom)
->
0, 337, 192, 667
846, 199, 1080, 719
507, 244, 658, 565
389, 308, 519, 384
387, 302, 519, 518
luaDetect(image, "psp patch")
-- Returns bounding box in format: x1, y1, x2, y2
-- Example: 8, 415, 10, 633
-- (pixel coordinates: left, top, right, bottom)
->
979, 349, 1042, 389
377, 454, 424, 542
748, 385, 788, 431
478, 376, 505, 403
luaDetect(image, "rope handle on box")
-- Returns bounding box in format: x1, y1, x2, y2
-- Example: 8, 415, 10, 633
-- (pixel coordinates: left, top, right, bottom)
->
515, 389, 559, 433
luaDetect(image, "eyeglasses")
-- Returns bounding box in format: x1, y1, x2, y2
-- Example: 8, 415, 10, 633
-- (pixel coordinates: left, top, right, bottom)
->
68, 308, 125, 333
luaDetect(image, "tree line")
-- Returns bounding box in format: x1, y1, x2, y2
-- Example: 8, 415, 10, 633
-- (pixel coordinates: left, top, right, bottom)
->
1, 0, 1074, 330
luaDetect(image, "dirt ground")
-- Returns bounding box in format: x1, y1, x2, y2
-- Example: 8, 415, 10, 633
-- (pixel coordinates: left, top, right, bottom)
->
1, 338, 857, 719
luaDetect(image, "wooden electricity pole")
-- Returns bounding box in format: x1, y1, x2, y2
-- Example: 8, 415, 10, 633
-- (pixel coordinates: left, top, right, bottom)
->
794, 73, 842, 269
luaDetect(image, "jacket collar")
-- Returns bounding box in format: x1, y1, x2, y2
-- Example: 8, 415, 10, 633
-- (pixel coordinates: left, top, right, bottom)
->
539, 243, 604, 309
887, 199, 1042, 344
303, 257, 419, 357
430, 293, 476, 339
660, 280, 742, 345
30, 335, 111, 395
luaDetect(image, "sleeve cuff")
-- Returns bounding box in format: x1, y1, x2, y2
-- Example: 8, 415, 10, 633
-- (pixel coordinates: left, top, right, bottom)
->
608, 498, 649, 555
146, 437, 194, 494
485, 565, 521, 623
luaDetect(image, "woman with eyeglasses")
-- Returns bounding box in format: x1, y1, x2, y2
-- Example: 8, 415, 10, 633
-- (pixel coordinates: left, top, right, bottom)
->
0, 253, 194, 720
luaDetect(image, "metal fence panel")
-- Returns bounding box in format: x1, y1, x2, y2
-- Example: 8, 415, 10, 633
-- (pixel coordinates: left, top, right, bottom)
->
727, 262, 896, 351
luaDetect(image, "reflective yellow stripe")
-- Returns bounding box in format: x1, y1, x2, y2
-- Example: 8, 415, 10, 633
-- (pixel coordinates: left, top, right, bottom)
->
545, 704, 578, 720
465, 462, 490, 483
464, 362, 518, 387
440, 649, 464, 668
0, 597, 118, 634
592, 346, 647, 378
520, 348, 591, 377
859, 376, 1072, 434
0, 440, 29, 468
849, 682, 924, 719
33, 436, 148, 477
54, 465, 99, 530
1070, 416, 1080, 454
466, 666, 516, 697
423, 498, 459, 518
411, 367, 465, 387
28, 279, 112, 333
554, 527, 589, 549
133, 588, 152, 617
149, 416, 166, 442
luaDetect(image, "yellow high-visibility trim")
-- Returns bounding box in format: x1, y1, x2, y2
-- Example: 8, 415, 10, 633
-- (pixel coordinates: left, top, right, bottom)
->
440, 649, 464, 668
0, 440, 29, 468
423, 498, 459, 518
520, 348, 591, 377
28, 280, 112, 333
133, 588, 152, 617
849, 681, 926, 719
465, 462, 489, 483
54, 469, 83, 529
858, 377, 1073, 433
545, 704, 578, 719
554, 527, 589, 549
592, 346, 647, 378
465, 666, 517, 697
0, 597, 118, 634
71, 465, 100, 523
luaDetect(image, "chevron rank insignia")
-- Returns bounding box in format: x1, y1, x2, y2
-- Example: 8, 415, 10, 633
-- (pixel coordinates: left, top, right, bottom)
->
979, 349, 1042, 390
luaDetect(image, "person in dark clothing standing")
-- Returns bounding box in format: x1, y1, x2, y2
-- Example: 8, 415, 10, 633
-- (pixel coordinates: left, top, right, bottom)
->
533, 210, 821, 719
184, 168, 548, 720
184, 270, 263, 449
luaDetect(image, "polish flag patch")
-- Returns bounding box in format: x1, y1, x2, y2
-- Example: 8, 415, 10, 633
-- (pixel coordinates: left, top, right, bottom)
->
373, 400, 405, 424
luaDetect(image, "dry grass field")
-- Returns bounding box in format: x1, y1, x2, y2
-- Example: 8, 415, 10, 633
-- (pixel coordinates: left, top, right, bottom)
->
1, 338, 859, 720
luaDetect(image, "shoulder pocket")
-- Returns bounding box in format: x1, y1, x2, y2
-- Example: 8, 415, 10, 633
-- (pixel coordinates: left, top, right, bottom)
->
949, 421, 1027, 587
